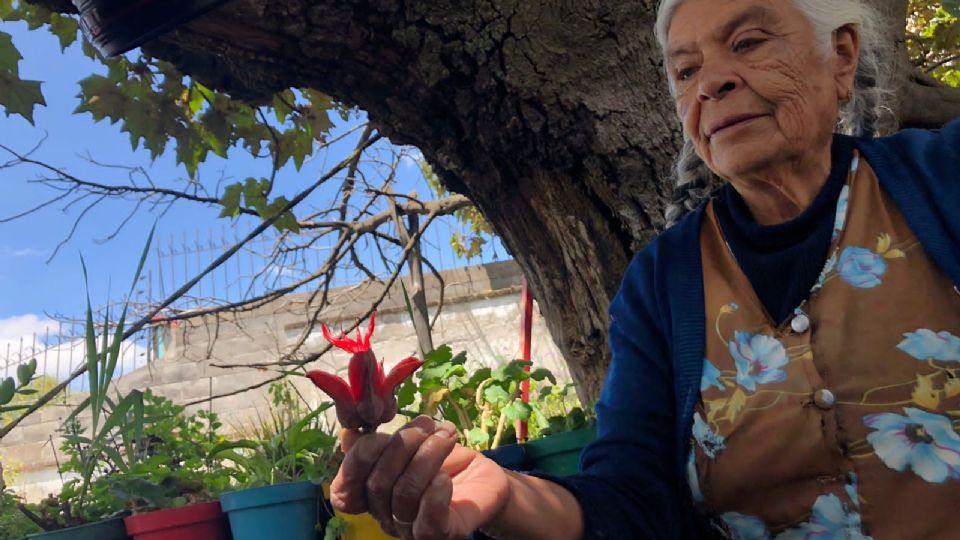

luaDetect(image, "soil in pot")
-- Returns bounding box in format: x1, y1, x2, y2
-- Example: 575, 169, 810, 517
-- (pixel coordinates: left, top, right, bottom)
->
123, 501, 227, 540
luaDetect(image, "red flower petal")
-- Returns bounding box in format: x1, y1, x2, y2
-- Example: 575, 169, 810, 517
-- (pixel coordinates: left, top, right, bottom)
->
305, 370, 354, 404
321, 323, 368, 354
382, 357, 424, 392
364, 313, 376, 350
348, 350, 379, 402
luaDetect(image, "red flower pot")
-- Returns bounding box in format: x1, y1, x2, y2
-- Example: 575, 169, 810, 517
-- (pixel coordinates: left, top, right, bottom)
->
124, 501, 229, 540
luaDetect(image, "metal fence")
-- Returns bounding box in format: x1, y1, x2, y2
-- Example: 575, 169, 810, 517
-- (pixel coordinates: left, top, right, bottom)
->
0, 215, 507, 396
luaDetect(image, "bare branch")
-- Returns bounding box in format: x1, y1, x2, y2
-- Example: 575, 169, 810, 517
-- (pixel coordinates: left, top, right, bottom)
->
900, 69, 960, 129
300, 194, 472, 233
0, 132, 383, 439
205, 210, 440, 378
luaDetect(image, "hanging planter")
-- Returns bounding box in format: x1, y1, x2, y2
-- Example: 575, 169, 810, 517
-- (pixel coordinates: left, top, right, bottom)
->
523, 426, 597, 477
72, 0, 233, 57
221, 481, 331, 540
25, 517, 130, 540
123, 501, 228, 540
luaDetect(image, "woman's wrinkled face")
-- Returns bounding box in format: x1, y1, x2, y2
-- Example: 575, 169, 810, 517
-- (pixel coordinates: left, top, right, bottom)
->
666, 0, 849, 180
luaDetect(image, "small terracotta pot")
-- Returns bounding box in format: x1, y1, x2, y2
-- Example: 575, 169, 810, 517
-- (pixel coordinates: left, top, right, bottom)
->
123, 501, 228, 540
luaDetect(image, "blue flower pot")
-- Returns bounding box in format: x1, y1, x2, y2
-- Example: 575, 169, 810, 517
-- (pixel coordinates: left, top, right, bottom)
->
220, 481, 328, 540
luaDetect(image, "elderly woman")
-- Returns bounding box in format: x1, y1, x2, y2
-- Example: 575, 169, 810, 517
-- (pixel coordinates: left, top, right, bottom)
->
331, 0, 960, 538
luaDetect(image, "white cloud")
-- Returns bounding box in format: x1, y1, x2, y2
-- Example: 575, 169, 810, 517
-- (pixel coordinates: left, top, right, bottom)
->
399, 147, 424, 170
0, 314, 148, 385
5, 247, 49, 258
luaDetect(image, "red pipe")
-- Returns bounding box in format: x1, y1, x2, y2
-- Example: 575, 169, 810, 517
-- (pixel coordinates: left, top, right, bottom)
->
518, 278, 533, 442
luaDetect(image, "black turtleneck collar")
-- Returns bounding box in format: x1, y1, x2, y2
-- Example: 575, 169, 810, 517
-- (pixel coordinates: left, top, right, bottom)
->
713, 135, 855, 324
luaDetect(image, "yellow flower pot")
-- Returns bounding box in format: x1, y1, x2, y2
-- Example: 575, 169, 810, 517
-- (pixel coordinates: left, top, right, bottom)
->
323, 483, 399, 540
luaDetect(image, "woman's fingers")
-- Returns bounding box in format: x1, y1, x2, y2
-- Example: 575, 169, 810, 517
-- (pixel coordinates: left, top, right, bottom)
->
332, 415, 465, 540
389, 424, 458, 529
365, 424, 435, 535
330, 431, 392, 514
412, 473, 454, 540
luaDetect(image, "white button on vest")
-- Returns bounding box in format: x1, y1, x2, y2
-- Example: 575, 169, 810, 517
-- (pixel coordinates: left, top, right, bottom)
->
791, 313, 810, 333
814, 388, 836, 410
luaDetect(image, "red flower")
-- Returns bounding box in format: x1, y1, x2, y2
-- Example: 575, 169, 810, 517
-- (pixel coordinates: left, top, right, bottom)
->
306, 313, 422, 431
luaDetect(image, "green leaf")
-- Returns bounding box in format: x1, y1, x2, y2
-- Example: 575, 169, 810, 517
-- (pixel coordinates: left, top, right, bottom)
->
209, 439, 260, 457
422, 345, 453, 366
274, 129, 314, 170
75, 74, 126, 124
397, 378, 416, 409
1, 376, 19, 405
174, 127, 207, 179
266, 197, 300, 234
0, 71, 45, 124
200, 107, 231, 158
946, 0, 960, 18
466, 426, 489, 448
218, 183, 244, 218
492, 360, 532, 383
0, 404, 30, 413
272, 89, 296, 123
529, 367, 556, 384
48, 12, 79, 51
502, 401, 532, 422
0, 31, 21, 74
482, 385, 510, 404
16, 358, 36, 386
242, 177, 269, 215
324, 516, 346, 540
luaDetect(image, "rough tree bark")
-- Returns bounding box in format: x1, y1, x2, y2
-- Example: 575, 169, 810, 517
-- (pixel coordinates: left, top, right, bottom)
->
34, 0, 960, 402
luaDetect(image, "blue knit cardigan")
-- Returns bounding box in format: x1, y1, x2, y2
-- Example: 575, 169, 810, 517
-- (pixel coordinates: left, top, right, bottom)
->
551, 121, 960, 539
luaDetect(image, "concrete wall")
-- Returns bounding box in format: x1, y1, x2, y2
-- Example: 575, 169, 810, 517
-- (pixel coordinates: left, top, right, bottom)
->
0, 261, 571, 501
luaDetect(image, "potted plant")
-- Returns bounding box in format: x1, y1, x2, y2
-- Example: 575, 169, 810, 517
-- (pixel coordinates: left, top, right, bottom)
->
0, 463, 42, 539
19, 237, 155, 540
398, 346, 596, 476
103, 392, 234, 540
214, 381, 341, 540
523, 383, 597, 476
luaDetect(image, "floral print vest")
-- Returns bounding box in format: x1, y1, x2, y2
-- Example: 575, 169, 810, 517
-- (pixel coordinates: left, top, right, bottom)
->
689, 154, 960, 540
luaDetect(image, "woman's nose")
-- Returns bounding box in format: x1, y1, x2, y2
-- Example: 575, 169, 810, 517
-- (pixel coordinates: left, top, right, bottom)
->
698, 67, 739, 102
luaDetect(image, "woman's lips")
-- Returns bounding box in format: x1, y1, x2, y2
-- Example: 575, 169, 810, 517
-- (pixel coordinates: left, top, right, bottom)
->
707, 114, 765, 140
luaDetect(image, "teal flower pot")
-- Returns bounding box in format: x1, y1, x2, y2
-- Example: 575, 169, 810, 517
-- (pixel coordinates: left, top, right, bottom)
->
220, 481, 327, 540
25, 517, 130, 540
524, 426, 597, 476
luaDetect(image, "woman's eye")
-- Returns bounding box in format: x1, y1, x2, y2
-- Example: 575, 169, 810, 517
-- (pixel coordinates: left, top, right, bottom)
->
733, 38, 765, 52
676, 66, 699, 82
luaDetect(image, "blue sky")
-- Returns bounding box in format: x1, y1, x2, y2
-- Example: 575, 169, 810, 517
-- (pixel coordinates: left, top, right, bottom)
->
0, 18, 506, 377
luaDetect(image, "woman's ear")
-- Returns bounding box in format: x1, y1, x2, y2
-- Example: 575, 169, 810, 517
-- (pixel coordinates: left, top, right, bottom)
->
833, 24, 861, 101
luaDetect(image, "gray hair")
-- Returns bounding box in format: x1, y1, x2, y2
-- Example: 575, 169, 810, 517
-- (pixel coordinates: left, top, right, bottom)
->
657, 0, 893, 225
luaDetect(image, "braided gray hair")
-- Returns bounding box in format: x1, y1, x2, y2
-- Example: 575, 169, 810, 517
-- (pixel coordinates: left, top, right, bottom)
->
656, 0, 894, 225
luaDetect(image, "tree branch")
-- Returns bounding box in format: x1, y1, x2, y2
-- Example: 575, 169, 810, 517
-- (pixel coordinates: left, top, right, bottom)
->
900, 70, 960, 129
0, 133, 382, 439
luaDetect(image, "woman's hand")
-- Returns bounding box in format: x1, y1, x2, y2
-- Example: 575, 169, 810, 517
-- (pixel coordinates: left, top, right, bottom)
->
330, 415, 511, 540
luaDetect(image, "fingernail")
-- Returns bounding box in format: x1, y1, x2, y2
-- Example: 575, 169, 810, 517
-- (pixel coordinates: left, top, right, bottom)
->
435, 427, 457, 439
432, 473, 448, 487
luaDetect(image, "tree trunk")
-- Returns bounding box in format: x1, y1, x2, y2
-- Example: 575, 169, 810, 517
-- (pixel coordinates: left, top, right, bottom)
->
35, 0, 960, 402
